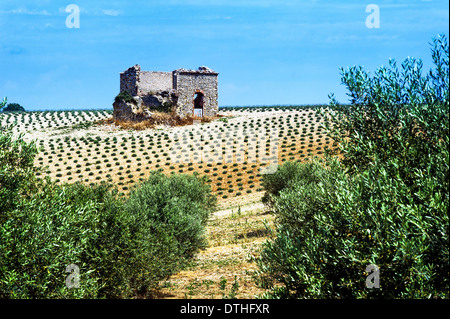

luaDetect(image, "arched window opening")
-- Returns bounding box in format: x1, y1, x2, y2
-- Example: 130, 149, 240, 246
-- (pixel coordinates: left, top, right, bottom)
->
193, 92, 204, 117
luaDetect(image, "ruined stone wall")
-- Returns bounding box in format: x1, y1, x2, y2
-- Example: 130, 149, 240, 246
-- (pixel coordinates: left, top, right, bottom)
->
174, 71, 218, 118
138, 71, 173, 95
119, 65, 140, 96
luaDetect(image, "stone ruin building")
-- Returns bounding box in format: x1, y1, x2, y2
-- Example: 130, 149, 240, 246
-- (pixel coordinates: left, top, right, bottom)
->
114, 64, 218, 120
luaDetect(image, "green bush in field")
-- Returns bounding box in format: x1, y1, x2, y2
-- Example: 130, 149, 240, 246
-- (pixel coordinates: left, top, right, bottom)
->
256, 158, 448, 298
2, 103, 26, 112
122, 171, 216, 295
0, 182, 121, 298
323, 35, 449, 178
1, 172, 216, 298
114, 91, 135, 104
0, 124, 41, 214
255, 35, 449, 298
261, 160, 323, 208
1, 153, 135, 299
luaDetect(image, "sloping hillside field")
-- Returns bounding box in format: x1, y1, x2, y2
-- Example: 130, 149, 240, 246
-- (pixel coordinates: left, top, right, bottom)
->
1, 106, 333, 200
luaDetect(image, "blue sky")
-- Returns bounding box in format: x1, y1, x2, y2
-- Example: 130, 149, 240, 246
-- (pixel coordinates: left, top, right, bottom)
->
0, 0, 448, 110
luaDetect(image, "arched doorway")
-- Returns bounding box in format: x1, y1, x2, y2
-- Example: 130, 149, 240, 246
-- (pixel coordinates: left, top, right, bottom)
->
193, 91, 204, 117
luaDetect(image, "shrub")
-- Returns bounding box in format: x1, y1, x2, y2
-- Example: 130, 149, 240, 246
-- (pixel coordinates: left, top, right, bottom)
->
114, 91, 135, 104
0, 124, 41, 214
256, 157, 448, 298
260, 161, 316, 207
122, 171, 217, 295
323, 34, 449, 178
0, 181, 127, 298
0, 171, 217, 298
2, 103, 25, 112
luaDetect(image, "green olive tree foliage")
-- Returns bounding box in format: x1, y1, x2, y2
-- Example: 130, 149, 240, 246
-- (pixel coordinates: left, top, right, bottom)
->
324, 34, 448, 180
0, 123, 130, 298
121, 171, 216, 296
0, 124, 41, 215
255, 35, 449, 298
2, 103, 26, 112
0, 97, 6, 109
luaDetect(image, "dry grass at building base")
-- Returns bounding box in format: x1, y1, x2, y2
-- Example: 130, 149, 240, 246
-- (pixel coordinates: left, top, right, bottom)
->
101, 111, 225, 130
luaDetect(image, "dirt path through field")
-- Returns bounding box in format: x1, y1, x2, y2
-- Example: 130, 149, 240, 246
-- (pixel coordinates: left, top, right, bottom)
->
213, 191, 265, 218
156, 192, 274, 299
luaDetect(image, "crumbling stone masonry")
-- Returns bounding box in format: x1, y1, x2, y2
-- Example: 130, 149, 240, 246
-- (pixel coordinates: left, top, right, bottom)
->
114, 65, 218, 120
